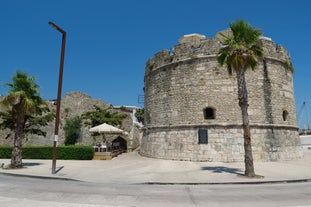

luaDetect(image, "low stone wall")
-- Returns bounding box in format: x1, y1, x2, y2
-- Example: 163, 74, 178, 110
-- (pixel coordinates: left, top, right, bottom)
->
300, 135, 311, 147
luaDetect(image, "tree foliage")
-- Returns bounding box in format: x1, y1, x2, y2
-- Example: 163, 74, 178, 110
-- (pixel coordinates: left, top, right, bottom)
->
0, 71, 54, 168
63, 116, 82, 146
82, 105, 127, 127
217, 20, 263, 75
135, 108, 144, 124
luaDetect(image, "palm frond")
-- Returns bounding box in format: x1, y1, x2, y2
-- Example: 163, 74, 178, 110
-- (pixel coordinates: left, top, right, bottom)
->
0, 71, 52, 138
217, 20, 263, 74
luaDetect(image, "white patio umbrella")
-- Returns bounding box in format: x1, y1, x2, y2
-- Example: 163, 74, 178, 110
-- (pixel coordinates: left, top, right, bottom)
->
89, 123, 126, 134
89, 123, 128, 152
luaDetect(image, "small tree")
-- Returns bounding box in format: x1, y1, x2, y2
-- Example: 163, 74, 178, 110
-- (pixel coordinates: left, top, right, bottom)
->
0, 71, 53, 168
82, 105, 127, 127
135, 108, 144, 124
63, 116, 82, 145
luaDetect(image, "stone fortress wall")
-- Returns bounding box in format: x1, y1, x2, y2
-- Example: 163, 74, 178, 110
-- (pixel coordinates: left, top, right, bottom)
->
140, 33, 302, 162
0, 92, 141, 150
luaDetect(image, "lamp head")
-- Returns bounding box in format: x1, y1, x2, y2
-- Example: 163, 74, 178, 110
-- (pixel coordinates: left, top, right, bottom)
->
48, 21, 66, 34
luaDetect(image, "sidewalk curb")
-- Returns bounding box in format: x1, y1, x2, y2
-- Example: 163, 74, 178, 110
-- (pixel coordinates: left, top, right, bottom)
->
0, 171, 80, 182
1, 171, 311, 185
142, 179, 311, 185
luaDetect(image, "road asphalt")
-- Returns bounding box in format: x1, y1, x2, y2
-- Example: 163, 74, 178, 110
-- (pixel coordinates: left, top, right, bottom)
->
1, 147, 310, 185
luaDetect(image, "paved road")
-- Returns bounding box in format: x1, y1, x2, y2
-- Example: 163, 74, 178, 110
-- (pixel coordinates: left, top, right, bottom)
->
1, 174, 311, 207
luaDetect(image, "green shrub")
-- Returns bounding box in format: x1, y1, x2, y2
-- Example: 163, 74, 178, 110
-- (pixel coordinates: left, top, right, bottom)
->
0, 146, 12, 158
0, 146, 94, 160
64, 116, 82, 146
22, 146, 52, 159
57, 146, 94, 160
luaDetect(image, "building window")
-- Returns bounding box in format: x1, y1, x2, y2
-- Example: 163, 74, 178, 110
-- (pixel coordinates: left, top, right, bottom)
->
204, 107, 215, 119
198, 128, 208, 144
282, 110, 288, 121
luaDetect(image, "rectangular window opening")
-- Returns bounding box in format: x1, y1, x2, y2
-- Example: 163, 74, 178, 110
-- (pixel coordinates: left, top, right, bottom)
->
198, 128, 208, 144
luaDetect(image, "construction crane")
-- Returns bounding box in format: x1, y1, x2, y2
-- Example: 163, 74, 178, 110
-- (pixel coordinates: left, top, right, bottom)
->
297, 101, 310, 134
297, 101, 306, 123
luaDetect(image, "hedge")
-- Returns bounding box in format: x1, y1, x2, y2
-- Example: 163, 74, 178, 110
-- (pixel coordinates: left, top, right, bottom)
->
0, 146, 94, 160
0, 146, 12, 159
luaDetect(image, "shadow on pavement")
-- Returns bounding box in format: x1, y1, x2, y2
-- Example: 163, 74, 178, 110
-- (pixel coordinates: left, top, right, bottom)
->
22, 162, 43, 167
55, 166, 64, 174
201, 166, 242, 174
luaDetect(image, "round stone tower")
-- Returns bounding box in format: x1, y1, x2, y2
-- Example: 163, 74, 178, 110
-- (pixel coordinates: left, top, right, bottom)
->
140, 33, 302, 162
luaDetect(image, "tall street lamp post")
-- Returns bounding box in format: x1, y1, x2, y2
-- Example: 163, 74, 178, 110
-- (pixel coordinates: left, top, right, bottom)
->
49, 21, 66, 174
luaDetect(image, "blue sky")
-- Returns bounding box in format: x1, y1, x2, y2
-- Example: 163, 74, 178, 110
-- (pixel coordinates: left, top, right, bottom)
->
0, 0, 310, 129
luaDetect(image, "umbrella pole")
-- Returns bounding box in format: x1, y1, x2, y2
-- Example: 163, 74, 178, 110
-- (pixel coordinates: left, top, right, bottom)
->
103, 134, 107, 153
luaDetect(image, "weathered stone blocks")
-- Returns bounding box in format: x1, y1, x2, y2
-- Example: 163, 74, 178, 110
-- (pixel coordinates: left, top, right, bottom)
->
141, 33, 302, 162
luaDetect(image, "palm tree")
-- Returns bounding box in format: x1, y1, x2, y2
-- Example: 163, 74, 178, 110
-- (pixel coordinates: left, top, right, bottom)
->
217, 20, 264, 177
0, 71, 53, 168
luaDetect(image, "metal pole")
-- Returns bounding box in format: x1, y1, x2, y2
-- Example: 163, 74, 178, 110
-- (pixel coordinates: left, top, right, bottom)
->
49, 21, 66, 174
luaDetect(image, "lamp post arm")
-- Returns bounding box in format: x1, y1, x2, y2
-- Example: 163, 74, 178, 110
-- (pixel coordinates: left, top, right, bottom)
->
48, 21, 66, 34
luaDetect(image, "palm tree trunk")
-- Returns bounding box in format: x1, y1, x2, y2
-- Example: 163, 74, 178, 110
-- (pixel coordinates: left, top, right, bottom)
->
11, 131, 23, 168
236, 69, 255, 177
11, 105, 24, 168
